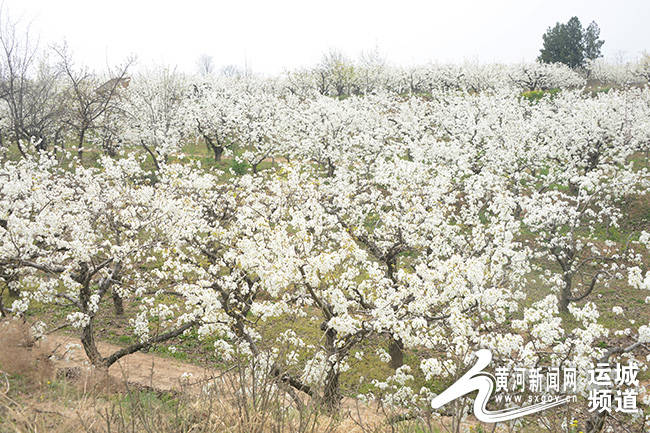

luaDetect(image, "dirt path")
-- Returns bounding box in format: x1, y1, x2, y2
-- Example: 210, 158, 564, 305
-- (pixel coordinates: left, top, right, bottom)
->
47, 334, 216, 393
43, 334, 404, 431
42, 334, 517, 433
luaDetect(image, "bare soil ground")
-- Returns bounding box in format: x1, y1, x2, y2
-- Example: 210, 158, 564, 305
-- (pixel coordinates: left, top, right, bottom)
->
47, 333, 214, 393
42, 333, 483, 433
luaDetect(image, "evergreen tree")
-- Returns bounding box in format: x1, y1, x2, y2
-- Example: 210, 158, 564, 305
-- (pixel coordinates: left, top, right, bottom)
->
583, 21, 605, 62
538, 17, 604, 68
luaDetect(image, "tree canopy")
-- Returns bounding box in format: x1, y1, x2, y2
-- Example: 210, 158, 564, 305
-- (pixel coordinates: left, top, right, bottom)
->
538, 17, 604, 68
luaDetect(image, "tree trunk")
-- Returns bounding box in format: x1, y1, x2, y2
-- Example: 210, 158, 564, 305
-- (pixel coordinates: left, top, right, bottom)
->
78, 129, 85, 161
326, 159, 335, 177
559, 275, 572, 314
211, 143, 223, 161
80, 320, 105, 367
389, 338, 404, 369
321, 324, 342, 411
322, 368, 341, 412
140, 140, 160, 171
112, 289, 124, 316
35, 136, 47, 152
15, 138, 27, 159
202, 134, 223, 161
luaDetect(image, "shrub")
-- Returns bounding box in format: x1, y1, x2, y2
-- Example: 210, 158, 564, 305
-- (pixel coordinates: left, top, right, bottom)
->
520, 88, 560, 102
230, 158, 249, 175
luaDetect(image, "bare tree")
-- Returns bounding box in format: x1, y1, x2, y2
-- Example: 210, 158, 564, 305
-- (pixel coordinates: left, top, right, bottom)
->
220, 64, 243, 78
0, 9, 64, 156
197, 53, 214, 76
317, 49, 355, 97
0, 9, 35, 157
357, 47, 386, 94
54, 44, 132, 161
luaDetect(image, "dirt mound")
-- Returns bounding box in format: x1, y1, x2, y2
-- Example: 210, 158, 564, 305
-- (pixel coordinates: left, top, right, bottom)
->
0, 320, 54, 387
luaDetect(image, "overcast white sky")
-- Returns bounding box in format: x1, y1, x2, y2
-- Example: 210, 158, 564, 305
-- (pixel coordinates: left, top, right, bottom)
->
3, 0, 649, 75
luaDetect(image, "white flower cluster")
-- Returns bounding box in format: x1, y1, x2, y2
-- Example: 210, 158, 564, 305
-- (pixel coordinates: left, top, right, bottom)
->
1, 65, 648, 428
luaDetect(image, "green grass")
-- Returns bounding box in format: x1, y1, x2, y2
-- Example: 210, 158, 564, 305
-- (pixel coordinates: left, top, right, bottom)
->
520, 88, 561, 102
